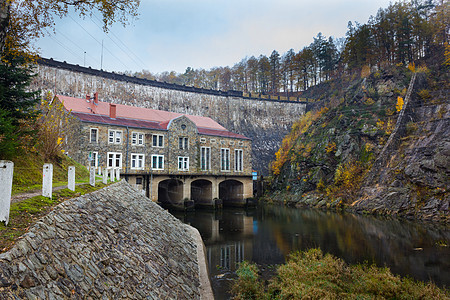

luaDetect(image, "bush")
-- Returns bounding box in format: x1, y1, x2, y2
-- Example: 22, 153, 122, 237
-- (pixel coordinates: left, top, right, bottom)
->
231, 249, 449, 299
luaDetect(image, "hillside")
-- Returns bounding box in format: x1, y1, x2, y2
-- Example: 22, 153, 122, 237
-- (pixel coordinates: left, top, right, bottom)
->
266, 56, 449, 222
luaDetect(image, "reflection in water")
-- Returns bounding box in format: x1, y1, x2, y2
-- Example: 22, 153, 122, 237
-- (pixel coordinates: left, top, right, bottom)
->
172, 205, 450, 300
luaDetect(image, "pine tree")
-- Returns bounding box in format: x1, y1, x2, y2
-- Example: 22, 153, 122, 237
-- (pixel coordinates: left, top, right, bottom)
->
0, 53, 39, 158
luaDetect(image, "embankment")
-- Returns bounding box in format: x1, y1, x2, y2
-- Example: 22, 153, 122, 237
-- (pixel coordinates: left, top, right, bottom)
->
0, 181, 212, 299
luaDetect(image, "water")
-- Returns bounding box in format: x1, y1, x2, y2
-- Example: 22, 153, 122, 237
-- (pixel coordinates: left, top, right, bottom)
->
172, 205, 450, 299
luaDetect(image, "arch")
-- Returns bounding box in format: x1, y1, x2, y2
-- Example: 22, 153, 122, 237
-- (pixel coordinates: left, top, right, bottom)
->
219, 180, 244, 206
158, 179, 184, 208
191, 179, 213, 207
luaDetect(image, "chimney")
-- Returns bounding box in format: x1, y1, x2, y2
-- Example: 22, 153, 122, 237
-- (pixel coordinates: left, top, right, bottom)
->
109, 103, 117, 119
94, 92, 99, 104
86, 94, 90, 101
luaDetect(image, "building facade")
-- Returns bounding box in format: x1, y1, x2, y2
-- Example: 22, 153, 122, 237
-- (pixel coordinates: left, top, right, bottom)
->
58, 94, 253, 209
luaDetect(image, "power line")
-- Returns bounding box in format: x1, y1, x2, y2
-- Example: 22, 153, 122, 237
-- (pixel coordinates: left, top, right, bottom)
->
68, 15, 130, 71
46, 34, 84, 62
53, 29, 98, 66
90, 14, 147, 70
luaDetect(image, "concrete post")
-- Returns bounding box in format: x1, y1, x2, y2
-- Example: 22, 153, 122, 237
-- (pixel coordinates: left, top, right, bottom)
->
0, 161, 14, 225
115, 168, 120, 181
42, 163, 53, 198
68, 166, 75, 191
89, 166, 95, 186
102, 168, 108, 184
110, 168, 115, 182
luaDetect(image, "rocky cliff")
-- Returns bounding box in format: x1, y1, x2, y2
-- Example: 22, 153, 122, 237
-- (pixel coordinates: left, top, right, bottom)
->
267, 61, 449, 222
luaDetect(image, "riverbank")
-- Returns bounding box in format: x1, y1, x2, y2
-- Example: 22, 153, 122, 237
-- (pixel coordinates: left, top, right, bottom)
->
0, 181, 212, 299
232, 248, 449, 299
262, 190, 449, 223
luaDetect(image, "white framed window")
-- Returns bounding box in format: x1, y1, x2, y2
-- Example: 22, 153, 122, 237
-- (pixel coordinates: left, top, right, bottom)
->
108, 129, 122, 144
179, 137, 189, 150
132, 132, 144, 146
152, 134, 164, 147
200, 147, 211, 171
151, 155, 164, 170
89, 151, 98, 167
107, 152, 122, 168
210, 139, 216, 143
131, 154, 145, 170
178, 156, 189, 171
221, 148, 230, 171
238, 141, 244, 146
235, 149, 243, 172
200, 138, 206, 143
90, 128, 98, 143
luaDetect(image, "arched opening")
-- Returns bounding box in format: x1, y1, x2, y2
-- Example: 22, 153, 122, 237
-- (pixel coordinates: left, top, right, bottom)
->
191, 179, 213, 207
158, 179, 184, 208
219, 180, 244, 206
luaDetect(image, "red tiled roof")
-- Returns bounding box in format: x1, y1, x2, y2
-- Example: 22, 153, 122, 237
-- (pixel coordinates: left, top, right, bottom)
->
58, 95, 250, 140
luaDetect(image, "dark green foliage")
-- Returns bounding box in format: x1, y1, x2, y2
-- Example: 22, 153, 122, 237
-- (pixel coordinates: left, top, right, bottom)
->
0, 54, 39, 159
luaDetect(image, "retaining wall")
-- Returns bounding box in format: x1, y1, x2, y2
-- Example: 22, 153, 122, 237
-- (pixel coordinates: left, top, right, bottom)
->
0, 181, 211, 299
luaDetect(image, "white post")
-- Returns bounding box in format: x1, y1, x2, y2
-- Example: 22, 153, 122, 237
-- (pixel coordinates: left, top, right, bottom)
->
42, 163, 53, 198
110, 168, 115, 182
102, 168, 108, 184
98, 166, 102, 175
68, 166, 75, 191
115, 168, 120, 181
89, 166, 95, 186
0, 161, 14, 225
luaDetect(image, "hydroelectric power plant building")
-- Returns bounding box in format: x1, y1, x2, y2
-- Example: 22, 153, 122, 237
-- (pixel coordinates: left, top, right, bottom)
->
57, 93, 253, 209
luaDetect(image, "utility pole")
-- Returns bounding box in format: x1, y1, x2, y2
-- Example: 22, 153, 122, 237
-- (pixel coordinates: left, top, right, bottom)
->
100, 40, 104, 70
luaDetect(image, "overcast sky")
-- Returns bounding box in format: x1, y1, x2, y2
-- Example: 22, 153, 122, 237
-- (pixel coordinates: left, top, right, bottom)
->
35, 0, 392, 74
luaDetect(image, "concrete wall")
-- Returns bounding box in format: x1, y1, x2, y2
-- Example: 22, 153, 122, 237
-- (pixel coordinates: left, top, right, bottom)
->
0, 181, 211, 299
32, 59, 307, 174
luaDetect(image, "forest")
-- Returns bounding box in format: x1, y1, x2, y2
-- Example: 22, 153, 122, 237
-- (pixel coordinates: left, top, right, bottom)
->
128, 0, 448, 97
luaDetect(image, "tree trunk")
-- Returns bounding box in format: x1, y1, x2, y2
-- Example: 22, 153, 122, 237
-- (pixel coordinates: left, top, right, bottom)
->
0, 0, 10, 56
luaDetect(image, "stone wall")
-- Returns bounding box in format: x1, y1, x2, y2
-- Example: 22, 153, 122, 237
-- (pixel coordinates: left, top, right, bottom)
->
0, 181, 210, 299
32, 59, 307, 174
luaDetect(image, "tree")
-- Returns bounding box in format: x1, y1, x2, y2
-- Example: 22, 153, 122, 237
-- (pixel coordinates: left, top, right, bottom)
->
0, 53, 39, 158
269, 50, 281, 95
1, 0, 140, 57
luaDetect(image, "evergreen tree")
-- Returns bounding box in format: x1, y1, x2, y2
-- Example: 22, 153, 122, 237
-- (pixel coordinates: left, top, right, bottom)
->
0, 53, 39, 158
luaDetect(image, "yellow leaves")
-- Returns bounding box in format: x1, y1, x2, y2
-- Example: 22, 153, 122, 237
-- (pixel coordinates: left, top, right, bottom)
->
325, 142, 336, 153
376, 119, 384, 129
408, 62, 416, 73
360, 65, 371, 78
57, 137, 63, 145
396, 96, 404, 112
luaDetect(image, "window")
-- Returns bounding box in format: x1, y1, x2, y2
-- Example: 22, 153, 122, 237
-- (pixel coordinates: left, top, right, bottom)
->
221, 148, 230, 171
107, 152, 122, 168
131, 154, 145, 170
235, 149, 243, 172
132, 132, 144, 146
200, 147, 211, 171
179, 137, 188, 150
108, 129, 122, 144
151, 155, 164, 170
89, 151, 98, 167
152, 134, 164, 147
178, 156, 189, 171
90, 128, 98, 143
136, 177, 143, 185
200, 138, 206, 143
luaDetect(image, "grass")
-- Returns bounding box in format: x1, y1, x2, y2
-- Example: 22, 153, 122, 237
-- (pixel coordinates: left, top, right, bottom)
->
11, 152, 90, 195
232, 248, 449, 299
0, 182, 111, 253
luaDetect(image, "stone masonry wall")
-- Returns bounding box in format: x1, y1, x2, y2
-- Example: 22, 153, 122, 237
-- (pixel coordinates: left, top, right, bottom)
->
0, 181, 205, 299
32, 59, 307, 174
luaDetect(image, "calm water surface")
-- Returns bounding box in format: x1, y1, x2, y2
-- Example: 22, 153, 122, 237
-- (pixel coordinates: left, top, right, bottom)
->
172, 205, 450, 299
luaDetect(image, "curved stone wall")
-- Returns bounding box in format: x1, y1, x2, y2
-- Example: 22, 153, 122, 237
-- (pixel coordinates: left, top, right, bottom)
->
32, 59, 307, 174
0, 181, 209, 299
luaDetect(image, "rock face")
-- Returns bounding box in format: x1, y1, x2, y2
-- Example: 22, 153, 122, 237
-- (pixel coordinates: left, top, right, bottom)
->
32, 59, 307, 174
0, 181, 203, 299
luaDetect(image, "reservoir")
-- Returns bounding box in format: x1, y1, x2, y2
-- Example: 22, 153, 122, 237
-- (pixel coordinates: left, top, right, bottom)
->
173, 205, 450, 299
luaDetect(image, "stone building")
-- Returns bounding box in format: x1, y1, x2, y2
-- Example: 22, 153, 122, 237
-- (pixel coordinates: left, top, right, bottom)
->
57, 93, 253, 209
